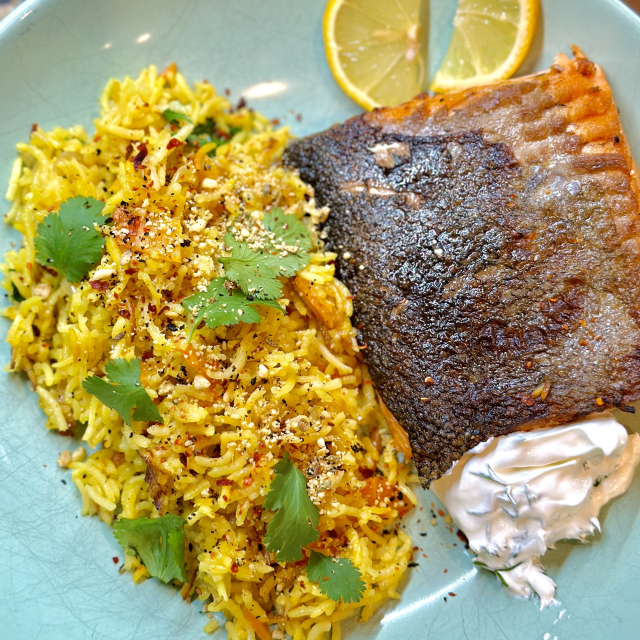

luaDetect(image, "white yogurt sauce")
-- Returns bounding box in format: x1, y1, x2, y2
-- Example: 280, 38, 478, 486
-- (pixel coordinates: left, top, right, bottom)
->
432, 413, 640, 608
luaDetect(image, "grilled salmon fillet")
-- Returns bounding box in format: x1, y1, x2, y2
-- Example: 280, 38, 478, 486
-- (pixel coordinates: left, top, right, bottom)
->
285, 48, 640, 485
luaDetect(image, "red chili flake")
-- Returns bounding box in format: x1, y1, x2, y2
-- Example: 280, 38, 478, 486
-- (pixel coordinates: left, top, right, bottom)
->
437, 509, 445, 517
231, 562, 239, 574
132, 143, 148, 171
118, 309, 131, 319
125, 268, 136, 275
296, 113, 302, 122
26, 262, 32, 270
444, 569, 448, 573
89, 280, 109, 291
141, 351, 154, 361
448, 592, 456, 597
31, 123, 38, 133
521, 394, 535, 406
167, 138, 183, 150
112, 556, 119, 564
148, 304, 157, 314
271, 118, 280, 126
243, 476, 254, 487
216, 478, 233, 486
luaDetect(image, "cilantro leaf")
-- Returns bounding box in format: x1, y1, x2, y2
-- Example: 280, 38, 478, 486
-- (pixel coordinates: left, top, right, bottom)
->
82, 358, 162, 427
162, 109, 192, 125
9, 282, 25, 303
35, 196, 108, 283
219, 233, 284, 300
219, 210, 312, 300
113, 514, 187, 584
262, 208, 312, 277
187, 119, 241, 154
307, 551, 365, 603
264, 453, 319, 562
182, 277, 283, 339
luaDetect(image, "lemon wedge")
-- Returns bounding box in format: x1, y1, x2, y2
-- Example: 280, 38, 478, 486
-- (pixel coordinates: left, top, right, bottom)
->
430, 0, 539, 93
323, 0, 425, 111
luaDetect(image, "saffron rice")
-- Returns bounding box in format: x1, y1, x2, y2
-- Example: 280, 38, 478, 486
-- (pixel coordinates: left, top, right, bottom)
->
2, 64, 417, 639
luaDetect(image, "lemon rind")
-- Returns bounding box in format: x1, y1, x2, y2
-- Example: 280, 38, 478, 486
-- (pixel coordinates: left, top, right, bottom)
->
323, 0, 382, 110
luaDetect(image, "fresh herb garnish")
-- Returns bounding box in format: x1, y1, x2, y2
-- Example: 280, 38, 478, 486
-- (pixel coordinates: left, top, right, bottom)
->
263, 455, 364, 598
162, 109, 192, 125
262, 208, 312, 277
182, 277, 283, 339
219, 209, 311, 300
34, 196, 108, 283
82, 358, 162, 427
113, 514, 187, 583
263, 453, 319, 562
9, 282, 25, 303
187, 118, 241, 154
219, 233, 285, 300
307, 551, 365, 603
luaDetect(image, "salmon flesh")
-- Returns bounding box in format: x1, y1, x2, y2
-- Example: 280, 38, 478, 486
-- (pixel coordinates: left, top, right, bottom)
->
285, 48, 640, 485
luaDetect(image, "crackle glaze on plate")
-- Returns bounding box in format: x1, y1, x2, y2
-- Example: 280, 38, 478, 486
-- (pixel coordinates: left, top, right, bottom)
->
1, 1, 640, 638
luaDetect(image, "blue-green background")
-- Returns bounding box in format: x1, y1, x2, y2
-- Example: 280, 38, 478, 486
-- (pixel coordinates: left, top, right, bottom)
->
1, 0, 640, 638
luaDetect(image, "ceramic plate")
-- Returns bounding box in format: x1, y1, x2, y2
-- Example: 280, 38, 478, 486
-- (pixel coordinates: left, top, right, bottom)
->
1, 0, 640, 638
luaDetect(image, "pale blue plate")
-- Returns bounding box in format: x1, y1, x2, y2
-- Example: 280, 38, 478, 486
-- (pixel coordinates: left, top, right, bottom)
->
1, 0, 640, 638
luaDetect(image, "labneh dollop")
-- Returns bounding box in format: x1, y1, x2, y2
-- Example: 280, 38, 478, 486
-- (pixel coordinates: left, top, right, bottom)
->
432, 413, 640, 607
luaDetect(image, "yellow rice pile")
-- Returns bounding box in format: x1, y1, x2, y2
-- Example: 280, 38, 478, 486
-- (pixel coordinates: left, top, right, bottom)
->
2, 65, 417, 639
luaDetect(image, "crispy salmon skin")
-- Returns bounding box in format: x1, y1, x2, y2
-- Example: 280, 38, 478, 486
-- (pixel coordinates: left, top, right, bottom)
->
285, 48, 640, 485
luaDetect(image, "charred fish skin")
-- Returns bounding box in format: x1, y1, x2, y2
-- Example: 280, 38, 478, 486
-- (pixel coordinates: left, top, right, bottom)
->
285, 49, 640, 485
